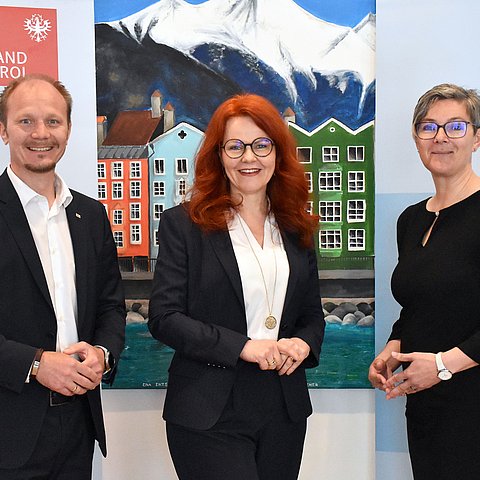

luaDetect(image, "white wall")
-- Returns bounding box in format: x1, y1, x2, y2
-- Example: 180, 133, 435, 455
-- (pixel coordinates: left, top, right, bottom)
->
97, 389, 374, 480
375, 1, 480, 478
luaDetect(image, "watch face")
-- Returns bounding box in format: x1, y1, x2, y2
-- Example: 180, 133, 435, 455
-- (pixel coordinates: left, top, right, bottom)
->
438, 369, 452, 381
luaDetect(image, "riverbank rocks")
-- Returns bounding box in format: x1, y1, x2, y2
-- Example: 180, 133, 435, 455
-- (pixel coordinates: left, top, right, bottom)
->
126, 299, 149, 324
323, 301, 375, 327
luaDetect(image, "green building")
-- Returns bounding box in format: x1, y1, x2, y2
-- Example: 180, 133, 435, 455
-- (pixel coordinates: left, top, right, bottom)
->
289, 118, 374, 271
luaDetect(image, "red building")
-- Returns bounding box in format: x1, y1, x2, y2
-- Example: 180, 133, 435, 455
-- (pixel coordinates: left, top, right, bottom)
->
97, 91, 167, 272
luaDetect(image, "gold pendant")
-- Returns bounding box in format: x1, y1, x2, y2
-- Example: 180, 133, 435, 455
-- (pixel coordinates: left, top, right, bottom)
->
265, 315, 277, 330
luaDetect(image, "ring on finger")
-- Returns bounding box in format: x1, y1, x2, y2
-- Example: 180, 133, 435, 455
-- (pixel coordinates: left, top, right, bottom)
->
72, 384, 78, 393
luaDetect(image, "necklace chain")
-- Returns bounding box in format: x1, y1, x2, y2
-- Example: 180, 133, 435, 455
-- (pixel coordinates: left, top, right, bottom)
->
238, 214, 278, 330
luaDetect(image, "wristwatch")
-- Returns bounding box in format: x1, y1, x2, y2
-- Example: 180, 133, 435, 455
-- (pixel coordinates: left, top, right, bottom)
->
95, 345, 113, 374
435, 352, 452, 381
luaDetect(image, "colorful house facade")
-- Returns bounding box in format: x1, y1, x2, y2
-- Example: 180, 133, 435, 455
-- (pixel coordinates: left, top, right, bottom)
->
289, 118, 375, 270
97, 146, 151, 271
148, 122, 204, 260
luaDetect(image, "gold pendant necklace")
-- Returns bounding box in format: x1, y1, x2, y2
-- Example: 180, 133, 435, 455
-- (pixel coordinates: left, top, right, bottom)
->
238, 214, 278, 330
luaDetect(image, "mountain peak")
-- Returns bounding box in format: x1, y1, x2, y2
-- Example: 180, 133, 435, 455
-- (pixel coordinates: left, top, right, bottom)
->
105, 0, 375, 100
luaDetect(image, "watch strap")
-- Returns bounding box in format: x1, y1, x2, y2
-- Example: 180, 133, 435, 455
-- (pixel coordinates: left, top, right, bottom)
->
30, 348, 44, 380
435, 352, 447, 372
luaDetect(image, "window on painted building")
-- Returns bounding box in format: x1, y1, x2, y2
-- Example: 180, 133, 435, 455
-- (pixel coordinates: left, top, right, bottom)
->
154, 230, 159, 246
304, 172, 313, 192
176, 179, 187, 197
347, 200, 366, 222
305, 201, 313, 215
130, 203, 141, 221
348, 229, 365, 251
297, 147, 312, 163
98, 163, 106, 179
153, 203, 164, 220
130, 162, 141, 178
130, 181, 141, 198
320, 230, 342, 249
113, 210, 123, 225
176, 158, 188, 175
154, 158, 165, 175
348, 171, 365, 192
112, 182, 123, 199
112, 162, 123, 178
322, 146, 339, 162
348, 146, 365, 162
319, 171, 342, 191
319, 201, 342, 222
130, 224, 141, 244
113, 231, 124, 248
98, 183, 107, 200
153, 181, 165, 196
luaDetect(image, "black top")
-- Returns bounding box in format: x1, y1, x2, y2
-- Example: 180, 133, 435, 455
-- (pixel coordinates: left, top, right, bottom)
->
389, 191, 480, 411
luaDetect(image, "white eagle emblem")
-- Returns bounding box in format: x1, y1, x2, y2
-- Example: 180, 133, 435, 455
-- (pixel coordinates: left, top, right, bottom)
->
24, 14, 51, 43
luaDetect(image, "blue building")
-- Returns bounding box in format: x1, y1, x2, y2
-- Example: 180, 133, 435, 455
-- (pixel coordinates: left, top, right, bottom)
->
148, 121, 204, 259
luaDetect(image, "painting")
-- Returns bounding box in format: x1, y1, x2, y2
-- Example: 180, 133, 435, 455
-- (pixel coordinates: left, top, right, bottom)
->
94, 0, 376, 389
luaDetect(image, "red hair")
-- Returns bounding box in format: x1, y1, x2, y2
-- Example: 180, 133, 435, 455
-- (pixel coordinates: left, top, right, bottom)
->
187, 93, 319, 248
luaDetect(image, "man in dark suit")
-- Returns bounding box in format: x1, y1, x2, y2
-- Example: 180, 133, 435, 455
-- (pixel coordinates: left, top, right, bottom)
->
0, 74, 125, 479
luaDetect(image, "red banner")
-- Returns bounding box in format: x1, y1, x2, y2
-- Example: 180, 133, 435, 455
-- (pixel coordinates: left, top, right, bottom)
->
0, 6, 58, 87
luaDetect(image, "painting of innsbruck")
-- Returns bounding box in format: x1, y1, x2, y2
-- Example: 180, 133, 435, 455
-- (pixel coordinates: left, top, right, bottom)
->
94, 0, 376, 389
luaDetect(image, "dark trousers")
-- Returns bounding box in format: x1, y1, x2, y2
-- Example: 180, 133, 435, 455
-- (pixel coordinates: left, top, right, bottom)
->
167, 362, 308, 480
0, 396, 95, 480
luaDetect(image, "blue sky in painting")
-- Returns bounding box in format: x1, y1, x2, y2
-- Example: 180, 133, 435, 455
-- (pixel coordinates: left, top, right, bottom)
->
94, 0, 375, 27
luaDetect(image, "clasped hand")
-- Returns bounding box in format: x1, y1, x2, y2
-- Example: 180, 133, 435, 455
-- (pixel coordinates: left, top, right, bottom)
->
35, 341, 105, 396
240, 337, 310, 376
369, 351, 440, 399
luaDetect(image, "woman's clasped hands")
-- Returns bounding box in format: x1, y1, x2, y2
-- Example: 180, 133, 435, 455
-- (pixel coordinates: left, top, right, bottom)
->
369, 350, 440, 399
240, 337, 310, 375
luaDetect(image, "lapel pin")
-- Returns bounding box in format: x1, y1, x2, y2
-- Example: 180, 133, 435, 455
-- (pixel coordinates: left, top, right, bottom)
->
76, 212, 82, 218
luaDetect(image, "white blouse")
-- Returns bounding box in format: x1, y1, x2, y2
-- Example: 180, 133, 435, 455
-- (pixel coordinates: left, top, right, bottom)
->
229, 212, 289, 340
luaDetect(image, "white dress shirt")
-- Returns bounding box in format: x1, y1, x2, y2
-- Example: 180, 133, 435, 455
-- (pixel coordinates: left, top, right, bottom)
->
229, 212, 289, 340
7, 166, 79, 353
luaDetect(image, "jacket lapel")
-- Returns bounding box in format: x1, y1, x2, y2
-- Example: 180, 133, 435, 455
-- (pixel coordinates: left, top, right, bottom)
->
281, 232, 301, 314
207, 229, 245, 309
0, 171, 54, 311
66, 194, 87, 328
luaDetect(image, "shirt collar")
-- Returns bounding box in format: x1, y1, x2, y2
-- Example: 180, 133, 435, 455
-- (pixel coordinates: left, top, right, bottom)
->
7, 166, 73, 210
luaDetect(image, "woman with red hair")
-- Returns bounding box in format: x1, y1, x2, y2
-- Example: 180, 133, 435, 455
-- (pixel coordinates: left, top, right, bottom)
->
149, 93, 325, 480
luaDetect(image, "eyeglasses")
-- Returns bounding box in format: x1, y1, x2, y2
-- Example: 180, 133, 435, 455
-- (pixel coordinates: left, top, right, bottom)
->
221, 137, 275, 159
414, 121, 477, 140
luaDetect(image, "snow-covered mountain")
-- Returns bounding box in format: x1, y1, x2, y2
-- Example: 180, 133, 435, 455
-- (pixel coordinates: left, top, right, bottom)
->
105, 0, 375, 102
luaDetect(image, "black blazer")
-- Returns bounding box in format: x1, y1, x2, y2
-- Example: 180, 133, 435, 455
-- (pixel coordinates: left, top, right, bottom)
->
0, 170, 125, 469
149, 204, 325, 430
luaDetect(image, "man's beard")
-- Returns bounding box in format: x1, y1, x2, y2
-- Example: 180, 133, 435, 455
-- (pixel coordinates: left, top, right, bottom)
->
25, 159, 57, 173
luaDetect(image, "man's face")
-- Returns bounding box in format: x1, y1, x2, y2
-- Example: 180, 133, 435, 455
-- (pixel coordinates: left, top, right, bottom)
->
0, 79, 71, 180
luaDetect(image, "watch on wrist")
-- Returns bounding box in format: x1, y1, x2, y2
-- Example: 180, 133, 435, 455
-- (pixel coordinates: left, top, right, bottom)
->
96, 345, 113, 374
30, 348, 44, 380
435, 352, 453, 381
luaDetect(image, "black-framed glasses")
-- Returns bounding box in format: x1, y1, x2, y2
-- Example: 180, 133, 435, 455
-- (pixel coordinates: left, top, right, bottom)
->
221, 137, 275, 159
414, 121, 476, 140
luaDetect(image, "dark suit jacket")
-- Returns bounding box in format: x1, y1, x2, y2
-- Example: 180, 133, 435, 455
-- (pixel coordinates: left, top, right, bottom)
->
0, 170, 125, 469
148, 204, 325, 430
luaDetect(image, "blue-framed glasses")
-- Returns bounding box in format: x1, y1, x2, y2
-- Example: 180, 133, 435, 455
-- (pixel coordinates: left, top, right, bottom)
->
221, 137, 275, 159
414, 121, 476, 140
